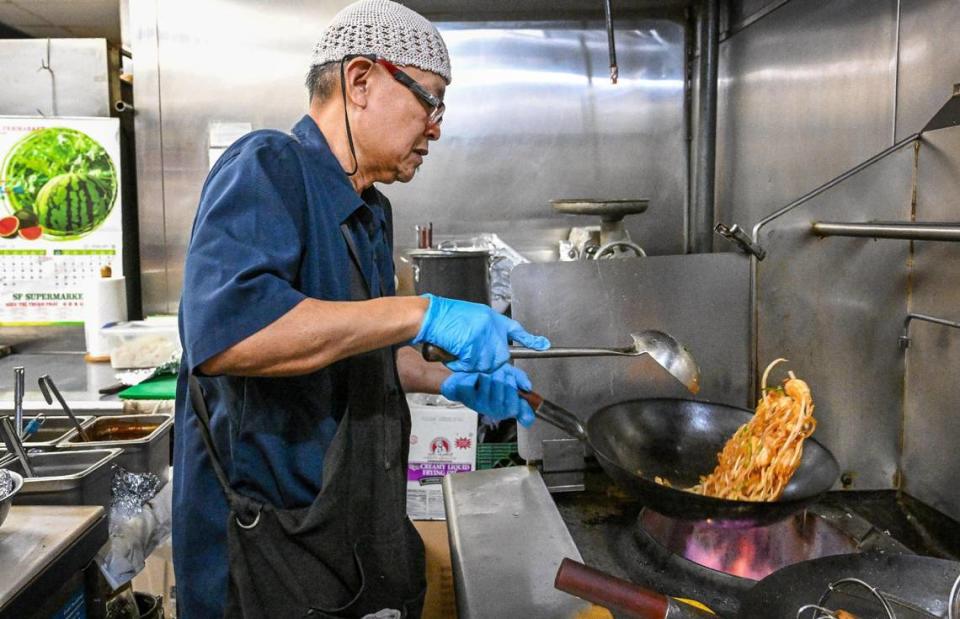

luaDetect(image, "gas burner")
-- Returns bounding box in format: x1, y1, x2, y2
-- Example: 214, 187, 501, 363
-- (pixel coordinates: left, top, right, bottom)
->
613, 504, 913, 616
639, 508, 859, 580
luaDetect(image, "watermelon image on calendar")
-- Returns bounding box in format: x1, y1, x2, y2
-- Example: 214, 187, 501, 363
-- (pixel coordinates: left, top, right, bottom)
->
1, 127, 118, 240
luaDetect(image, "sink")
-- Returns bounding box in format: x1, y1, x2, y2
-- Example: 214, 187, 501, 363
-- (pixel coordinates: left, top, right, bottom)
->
0, 449, 122, 509
0, 415, 96, 449
58, 414, 173, 482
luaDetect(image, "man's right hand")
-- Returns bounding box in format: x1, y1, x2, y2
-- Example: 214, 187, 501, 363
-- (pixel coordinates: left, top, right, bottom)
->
411, 294, 550, 373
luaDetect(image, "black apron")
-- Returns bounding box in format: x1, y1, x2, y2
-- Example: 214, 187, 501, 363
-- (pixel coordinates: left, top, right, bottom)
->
188, 222, 426, 618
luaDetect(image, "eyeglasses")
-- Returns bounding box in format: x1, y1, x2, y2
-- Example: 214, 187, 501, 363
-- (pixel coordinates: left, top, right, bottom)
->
371, 57, 445, 126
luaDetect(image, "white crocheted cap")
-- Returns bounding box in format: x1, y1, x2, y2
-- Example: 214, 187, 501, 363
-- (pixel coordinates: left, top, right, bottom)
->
311, 0, 451, 84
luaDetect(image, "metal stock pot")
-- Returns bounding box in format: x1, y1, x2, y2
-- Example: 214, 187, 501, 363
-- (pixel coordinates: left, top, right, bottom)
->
408, 248, 492, 305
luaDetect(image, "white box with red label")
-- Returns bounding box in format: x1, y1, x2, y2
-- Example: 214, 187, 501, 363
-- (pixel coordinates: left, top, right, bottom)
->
406, 394, 477, 520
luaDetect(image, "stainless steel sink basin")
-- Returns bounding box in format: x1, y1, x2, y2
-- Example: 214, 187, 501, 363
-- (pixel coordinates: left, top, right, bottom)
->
0, 415, 95, 449
0, 448, 121, 509
57, 414, 173, 481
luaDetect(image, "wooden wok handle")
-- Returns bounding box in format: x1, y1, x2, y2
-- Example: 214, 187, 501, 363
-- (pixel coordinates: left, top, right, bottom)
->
555, 558, 714, 619
421, 343, 456, 363
555, 558, 668, 618
519, 391, 588, 441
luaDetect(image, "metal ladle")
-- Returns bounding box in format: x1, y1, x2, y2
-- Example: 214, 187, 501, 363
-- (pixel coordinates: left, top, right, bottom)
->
422, 329, 701, 395
38, 374, 92, 442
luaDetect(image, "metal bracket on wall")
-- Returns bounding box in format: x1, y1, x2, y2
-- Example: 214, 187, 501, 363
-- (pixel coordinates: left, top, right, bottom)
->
899, 313, 960, 349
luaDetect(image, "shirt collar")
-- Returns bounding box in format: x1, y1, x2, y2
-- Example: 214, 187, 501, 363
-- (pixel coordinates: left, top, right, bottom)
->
292, 115, 383, 225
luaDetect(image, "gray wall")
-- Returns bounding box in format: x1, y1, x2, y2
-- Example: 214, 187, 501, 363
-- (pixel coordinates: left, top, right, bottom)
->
130, 0, 687, 314
717, 0, 960, 517
0, 39, 112, 117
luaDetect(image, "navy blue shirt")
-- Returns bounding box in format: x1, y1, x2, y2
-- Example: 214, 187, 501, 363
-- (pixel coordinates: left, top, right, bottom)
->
173, 116, 397, 619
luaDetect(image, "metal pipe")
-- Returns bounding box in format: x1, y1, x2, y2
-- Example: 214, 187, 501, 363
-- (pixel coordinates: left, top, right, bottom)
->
751, 131, 921, 244
692, 0, 719, 253
812, 222, 960, 241
900, 313, 960, 349
603, 0, 617, 83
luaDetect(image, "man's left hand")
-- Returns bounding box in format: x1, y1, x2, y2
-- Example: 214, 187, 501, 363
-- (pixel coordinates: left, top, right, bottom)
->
440, 364, 537, 427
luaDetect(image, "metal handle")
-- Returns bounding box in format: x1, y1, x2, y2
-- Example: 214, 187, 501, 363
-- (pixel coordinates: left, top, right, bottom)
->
0, 416, 34, 478
520, 391, 588, 442
13, 367, 24, 439
38, 375, 91, 442
420, 344, 635, 363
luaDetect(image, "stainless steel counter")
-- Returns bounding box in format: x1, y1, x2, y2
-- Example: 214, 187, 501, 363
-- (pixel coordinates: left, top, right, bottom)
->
0, 505, 108, 616
442, 466, 592, 618
0, 352, 122, 412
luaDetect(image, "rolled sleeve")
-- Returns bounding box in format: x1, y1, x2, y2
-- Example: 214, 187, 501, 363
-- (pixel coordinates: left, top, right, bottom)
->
180, 136, 308, 373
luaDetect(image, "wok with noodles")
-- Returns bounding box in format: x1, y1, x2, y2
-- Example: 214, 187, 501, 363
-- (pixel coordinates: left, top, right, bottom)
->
539, 385, 839, 526
655, 358, 817, 501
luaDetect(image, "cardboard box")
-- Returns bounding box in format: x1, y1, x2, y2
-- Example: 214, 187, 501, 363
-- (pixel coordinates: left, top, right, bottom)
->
131, 536, 176, 617
413, 520, 457, 619
407, 395, 477, 520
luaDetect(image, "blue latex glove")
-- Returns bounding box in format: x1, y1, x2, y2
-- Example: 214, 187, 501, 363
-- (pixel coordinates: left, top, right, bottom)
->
441, 364, 537, 427
412, 294, 550, 373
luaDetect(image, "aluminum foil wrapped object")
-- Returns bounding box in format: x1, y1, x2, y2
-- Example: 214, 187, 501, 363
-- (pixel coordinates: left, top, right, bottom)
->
97, 466, 172, 588
0, 470, 13, 499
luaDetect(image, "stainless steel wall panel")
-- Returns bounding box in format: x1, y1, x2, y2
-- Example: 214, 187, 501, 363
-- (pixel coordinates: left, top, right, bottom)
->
717, 0, 960, 503
902, 127, 960, 521
129, 0, 169, 314
0, 39, 110, 117
716, 0, 899, 231
755, 145, 915, 490
130, 1, 687, 312
144, 0, 356, 313
511, 254, 751, 461
895, 0, 960, 139
387, 22, 687, 258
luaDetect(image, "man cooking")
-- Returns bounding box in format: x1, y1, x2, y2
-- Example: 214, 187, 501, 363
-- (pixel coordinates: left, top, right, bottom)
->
172, 1, 549, 617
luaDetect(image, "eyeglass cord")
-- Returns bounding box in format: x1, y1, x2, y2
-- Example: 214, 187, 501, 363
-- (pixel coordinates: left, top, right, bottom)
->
340, 56, 360, 177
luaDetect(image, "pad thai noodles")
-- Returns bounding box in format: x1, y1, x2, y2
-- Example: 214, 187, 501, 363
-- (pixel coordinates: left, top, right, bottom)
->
656, 358, 817, 501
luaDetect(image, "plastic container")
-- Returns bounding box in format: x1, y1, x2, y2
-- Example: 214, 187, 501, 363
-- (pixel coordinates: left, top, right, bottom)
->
476, 442, 520, 470
101, 317, 180, 368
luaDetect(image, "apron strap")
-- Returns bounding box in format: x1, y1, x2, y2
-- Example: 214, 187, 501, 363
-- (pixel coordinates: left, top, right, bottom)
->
188, 374, 259, 520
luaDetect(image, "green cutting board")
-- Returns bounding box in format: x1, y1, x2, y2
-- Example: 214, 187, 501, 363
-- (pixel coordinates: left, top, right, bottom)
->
118, 375, 178, 400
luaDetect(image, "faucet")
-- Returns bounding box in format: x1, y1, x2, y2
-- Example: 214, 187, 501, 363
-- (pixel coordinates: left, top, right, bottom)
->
900, 313, 960, 349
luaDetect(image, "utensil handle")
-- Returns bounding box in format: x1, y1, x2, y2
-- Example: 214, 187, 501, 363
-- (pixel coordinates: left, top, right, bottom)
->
0, 416, 34, 478
519, 391, 588, 442
420, 344, 629, 362
39, 375, 91, 442
421, 344, 457, 363
555, 558, 668, 618
555, 558, 714, 619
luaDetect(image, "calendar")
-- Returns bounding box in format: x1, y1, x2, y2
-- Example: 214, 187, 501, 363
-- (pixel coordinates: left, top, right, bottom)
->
0, 117, 123, 325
